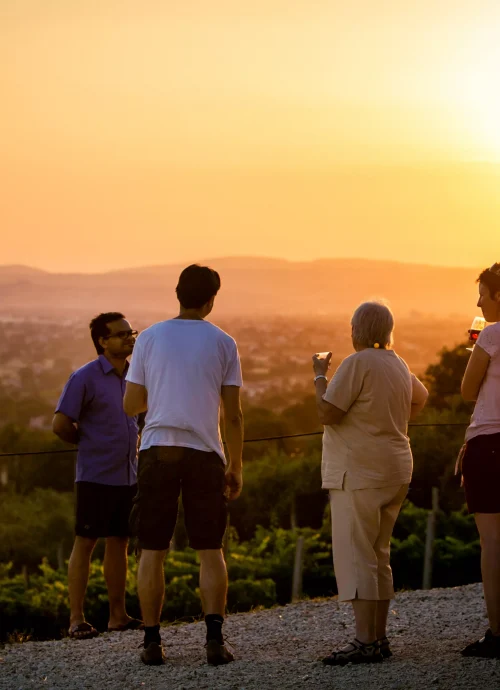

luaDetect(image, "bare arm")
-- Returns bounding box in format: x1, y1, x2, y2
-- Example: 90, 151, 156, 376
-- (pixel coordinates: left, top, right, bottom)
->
314, 378, 347, 425
312, 352, 347, 426
52, 412, 79, 445
123, 382, 148, 416
409, 375, 429, 420
221, 385, 244, 500
461, 344, 490, 402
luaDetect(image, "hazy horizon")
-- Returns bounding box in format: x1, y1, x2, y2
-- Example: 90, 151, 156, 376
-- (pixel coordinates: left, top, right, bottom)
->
0, 257, 484, 319
0, 253, 490, 276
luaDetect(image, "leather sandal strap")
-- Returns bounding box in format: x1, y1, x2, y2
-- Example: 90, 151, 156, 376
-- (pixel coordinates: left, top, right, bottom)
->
332, 640, 363, 659
354, 638, 377, 648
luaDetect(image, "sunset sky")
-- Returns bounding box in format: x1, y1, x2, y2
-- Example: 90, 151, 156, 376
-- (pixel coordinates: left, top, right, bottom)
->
2, 0, 500, 273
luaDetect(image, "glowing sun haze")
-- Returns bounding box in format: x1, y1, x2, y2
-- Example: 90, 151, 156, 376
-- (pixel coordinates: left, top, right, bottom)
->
2, 0, 499, 272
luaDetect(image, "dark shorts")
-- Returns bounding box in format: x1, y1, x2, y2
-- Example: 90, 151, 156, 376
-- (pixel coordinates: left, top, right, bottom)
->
75, 482, 137, 539
130, 446, 227, 551
462, 432, 500, 513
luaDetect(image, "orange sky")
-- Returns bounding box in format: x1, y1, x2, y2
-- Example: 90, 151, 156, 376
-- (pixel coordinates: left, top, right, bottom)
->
2, 0, 500, 272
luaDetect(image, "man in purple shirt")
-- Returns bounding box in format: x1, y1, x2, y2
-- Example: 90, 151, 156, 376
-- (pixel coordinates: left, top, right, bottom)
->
53, 312, 142, 639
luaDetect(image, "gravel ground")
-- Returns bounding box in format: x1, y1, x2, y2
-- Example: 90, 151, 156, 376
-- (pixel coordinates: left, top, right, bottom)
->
1, 583, 499, 690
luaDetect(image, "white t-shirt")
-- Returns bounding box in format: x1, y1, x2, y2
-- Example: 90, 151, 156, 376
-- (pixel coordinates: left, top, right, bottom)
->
322, 348, 415, 490
126, 319, 242, 461
466, 321, 500, 442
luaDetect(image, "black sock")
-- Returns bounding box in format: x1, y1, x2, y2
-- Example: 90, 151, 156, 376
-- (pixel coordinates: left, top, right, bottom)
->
205, 614, 224, 644
143, 625, 161, 648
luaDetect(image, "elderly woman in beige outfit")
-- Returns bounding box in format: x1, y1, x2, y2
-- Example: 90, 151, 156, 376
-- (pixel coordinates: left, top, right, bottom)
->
312, 301, 428, 666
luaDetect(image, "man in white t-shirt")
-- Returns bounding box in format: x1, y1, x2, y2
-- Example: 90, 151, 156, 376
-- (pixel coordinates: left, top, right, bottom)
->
123, 264, 244, 667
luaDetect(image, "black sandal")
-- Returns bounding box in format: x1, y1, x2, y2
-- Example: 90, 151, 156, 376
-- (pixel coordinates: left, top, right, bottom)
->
378, 636, 392, 658
322, 638, 383, 666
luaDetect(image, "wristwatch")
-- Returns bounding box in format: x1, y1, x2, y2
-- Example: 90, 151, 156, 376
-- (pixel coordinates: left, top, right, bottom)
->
314, 374, 328, 383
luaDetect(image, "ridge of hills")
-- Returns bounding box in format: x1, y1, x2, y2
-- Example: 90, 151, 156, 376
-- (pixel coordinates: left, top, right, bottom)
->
0, 258, 481, 317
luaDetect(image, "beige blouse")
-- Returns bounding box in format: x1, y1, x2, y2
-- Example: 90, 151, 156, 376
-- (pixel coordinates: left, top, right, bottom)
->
322, 348, 415, 490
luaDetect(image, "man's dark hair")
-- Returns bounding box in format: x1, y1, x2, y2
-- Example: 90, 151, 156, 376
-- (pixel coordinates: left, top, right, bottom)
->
89, 312, 125, 354
477, 267, 500, 299
176, 264, 221, 309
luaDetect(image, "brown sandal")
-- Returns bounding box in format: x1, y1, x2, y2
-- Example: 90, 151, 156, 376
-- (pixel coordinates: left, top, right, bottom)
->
108, 618, 144, 633
322, 639, 383, 666
69, 622, 99, 640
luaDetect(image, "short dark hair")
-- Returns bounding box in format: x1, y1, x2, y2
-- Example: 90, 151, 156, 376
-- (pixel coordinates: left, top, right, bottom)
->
175, 264, 221, 309
477, 267, 500, 299
89, 312, 125, 354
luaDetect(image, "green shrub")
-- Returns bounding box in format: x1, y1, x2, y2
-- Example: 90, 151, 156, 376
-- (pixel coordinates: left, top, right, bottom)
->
0, 500, 483, 641
0, 489, 73, 570
228, 578, 277, 611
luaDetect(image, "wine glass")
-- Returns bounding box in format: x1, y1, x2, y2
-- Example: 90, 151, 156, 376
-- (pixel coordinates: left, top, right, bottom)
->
466, 316, 486, 351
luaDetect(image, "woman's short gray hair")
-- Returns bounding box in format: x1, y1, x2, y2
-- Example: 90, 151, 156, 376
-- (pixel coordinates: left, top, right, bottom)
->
351, 300, 394, 349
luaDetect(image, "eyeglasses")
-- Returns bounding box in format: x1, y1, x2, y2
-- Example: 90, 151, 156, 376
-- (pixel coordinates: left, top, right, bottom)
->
104, 330, 138, 340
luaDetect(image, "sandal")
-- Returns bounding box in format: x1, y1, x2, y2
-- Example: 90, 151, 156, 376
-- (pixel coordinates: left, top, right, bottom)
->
461, 629, 500, 658
68, 622, 99, 640
322, 638, 383, 666
378, 636, 392, 658
108, 618, 144, 632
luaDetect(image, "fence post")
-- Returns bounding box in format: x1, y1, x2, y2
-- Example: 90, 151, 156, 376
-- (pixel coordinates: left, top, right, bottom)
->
290, 494, 297, 531
422, 487, 439, 590
291, 536, 305, 602
0, 460, 8, 489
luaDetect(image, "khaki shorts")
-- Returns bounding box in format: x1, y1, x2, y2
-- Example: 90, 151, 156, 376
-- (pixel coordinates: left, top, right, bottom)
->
329, 480, 409, 601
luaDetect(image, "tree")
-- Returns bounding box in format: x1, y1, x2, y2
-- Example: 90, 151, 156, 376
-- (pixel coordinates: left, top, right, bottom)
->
409, 344, 475, 510
423, 344, 473, 414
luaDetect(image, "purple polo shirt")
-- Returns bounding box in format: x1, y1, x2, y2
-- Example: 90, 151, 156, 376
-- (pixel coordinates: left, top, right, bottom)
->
55, 355, 138, 486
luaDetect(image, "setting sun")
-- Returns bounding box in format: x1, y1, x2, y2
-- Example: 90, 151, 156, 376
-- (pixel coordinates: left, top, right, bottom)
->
441, 26, 500, 161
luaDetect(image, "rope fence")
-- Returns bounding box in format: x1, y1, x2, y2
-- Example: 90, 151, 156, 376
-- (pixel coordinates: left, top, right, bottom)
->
0, 422, 469, 458
0, 422, 470, 593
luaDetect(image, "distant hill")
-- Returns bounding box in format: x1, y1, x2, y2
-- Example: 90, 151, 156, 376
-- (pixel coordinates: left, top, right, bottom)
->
0, 258, 482, 318
0, 265, 48, 281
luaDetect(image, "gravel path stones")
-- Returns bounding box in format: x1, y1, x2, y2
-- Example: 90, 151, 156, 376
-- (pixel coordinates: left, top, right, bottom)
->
1, 583, 499, 689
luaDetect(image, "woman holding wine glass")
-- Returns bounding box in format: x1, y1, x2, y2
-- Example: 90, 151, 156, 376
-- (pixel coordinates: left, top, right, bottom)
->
461, 263, 500, 658
312, 301, 428, 665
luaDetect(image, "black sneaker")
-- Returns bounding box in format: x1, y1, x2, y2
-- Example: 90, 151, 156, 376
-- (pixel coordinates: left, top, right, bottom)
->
322, 639, 383, 666
378, 636, 392, 658
206, 639, 234, 666
140, 641, 166, 665
461, 629, 500, 658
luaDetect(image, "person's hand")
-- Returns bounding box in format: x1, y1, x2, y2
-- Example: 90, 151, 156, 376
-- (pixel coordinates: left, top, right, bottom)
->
225, 469, 243, 501
312, 352, 332, 377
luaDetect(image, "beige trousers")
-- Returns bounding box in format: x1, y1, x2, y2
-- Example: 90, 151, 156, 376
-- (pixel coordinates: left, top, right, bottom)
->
329, 481, 409, 602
